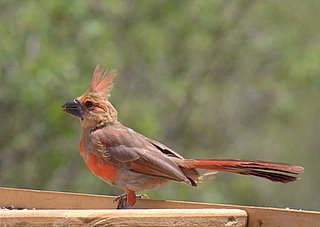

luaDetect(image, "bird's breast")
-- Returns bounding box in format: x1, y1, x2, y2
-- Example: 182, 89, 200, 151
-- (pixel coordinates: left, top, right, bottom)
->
84, 151, 119, 181
79, 140, 83, 155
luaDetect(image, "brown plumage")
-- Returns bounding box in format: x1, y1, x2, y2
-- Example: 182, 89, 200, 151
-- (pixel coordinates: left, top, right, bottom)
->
62, 64, 304, 209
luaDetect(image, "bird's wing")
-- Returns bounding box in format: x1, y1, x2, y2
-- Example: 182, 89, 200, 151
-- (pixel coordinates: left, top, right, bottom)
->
92, 125, 190, 183
146, 138, 185, 159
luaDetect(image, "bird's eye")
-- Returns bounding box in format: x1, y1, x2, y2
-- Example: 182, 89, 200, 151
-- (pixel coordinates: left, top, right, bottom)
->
85, 101, 93, 108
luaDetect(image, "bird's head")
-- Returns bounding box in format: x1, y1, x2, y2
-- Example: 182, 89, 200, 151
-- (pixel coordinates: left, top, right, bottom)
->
62, 64, 118, 129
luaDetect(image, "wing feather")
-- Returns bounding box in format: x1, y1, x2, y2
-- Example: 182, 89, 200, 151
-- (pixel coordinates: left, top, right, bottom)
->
92, 125, 191, 184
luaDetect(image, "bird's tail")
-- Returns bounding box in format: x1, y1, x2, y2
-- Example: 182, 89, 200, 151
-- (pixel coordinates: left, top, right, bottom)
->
180, 159, 303, 183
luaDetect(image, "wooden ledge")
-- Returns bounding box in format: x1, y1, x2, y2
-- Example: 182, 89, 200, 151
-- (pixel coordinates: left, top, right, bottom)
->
0, 209, 247, 226
1, 187, 319, 226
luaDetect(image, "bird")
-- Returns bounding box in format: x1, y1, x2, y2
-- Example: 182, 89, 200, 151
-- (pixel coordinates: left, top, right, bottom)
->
62, 64, 303, 209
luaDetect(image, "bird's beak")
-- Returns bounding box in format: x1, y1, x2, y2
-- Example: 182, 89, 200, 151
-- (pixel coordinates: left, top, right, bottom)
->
62, 99, 83, 118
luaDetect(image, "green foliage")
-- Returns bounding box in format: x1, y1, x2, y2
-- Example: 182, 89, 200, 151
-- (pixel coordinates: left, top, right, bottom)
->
0, 0, 319, 210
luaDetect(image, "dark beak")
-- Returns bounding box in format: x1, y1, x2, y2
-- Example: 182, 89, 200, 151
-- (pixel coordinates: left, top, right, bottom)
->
62, 99, 83, 118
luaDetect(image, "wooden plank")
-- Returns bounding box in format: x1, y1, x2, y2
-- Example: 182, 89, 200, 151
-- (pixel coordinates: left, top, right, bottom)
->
137, 200, 320, 227
0, 187, 117, 209
1, 187, 319, 227
0, 209, 247, 227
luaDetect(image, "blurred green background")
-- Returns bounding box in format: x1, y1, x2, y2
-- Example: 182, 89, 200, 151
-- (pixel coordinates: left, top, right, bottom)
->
0, 0, 319, 211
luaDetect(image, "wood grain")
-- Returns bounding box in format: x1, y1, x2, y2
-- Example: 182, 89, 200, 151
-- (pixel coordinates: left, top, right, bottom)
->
0, 187, 319, 227
0, 209, 247, 227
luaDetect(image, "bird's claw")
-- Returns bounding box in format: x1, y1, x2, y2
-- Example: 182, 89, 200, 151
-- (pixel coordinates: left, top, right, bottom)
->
114, 193, 127, 209
114, 193, 149, 209
136, 193, 149, 199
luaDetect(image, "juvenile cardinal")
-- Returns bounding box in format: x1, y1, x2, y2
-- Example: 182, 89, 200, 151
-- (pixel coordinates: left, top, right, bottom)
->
62, 65, 303, 209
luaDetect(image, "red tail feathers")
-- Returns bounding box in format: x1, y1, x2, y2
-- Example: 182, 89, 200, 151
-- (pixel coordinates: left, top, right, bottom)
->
181, 159, 304, 183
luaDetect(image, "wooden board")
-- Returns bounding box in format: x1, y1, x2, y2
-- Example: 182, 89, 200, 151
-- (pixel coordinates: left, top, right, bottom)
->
0, 209, 247, 226
1, 187, 319, 227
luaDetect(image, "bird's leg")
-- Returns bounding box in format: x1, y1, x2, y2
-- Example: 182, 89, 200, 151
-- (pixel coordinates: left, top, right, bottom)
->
114, 188, 149, 209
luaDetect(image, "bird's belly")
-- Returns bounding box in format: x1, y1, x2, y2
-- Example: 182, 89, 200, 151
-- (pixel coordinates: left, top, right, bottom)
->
85, 152, 118, 181
83, 152, 170, 191
113, 169, 171, 192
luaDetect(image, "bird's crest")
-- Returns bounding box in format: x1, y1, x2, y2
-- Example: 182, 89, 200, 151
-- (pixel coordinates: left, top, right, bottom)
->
85, 64, 116, 98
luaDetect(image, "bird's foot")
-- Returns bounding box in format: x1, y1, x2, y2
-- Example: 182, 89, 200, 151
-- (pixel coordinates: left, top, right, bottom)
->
137, 193, 149, 199
114, 193, 129, 209
114, 193, 149, 209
